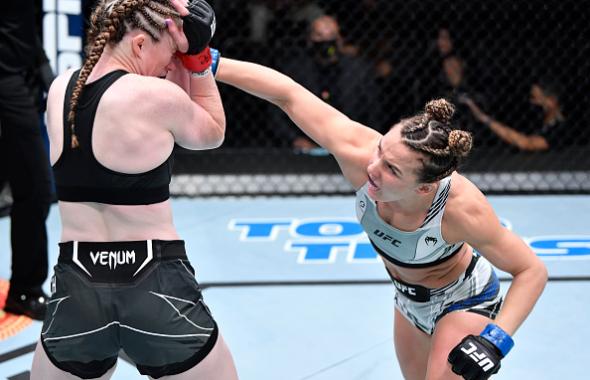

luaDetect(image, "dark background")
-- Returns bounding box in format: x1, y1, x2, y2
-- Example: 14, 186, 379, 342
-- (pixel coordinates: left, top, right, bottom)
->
77, 0, 590, 192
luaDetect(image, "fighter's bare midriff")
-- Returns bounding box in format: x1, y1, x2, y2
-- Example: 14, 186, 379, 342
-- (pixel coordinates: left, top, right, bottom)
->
385, 243, 473, 288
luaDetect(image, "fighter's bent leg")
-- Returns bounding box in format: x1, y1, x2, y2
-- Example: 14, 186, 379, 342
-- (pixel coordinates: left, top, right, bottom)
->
394, 308, 431, 380
425, 311, 493, 380
154, 333, 238, 380
31, 340, 117, 380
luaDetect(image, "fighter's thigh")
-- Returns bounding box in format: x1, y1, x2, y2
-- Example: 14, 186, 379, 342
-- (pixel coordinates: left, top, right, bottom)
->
425, 311, 493, 380
152, 333, 238, 380
31, 340, 117, 380
394, 308, 431, 380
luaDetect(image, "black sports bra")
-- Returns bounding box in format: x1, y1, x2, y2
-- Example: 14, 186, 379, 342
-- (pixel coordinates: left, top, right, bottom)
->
53, 70, 173, 205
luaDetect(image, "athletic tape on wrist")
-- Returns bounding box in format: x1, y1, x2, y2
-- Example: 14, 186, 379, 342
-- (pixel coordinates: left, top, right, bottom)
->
191, 69, 211, 78
480, 323, 514, 357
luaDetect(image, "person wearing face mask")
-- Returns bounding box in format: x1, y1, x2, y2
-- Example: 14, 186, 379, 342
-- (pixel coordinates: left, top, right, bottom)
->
459, 80, 566, 151
269, 14, 380, 151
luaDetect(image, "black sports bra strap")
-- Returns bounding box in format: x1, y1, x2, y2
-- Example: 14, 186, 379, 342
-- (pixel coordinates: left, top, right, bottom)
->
54, 69, 171, 206
78, 70, 129, 109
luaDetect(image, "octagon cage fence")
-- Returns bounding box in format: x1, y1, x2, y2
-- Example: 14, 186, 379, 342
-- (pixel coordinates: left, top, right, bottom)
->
88, 0, 589, 197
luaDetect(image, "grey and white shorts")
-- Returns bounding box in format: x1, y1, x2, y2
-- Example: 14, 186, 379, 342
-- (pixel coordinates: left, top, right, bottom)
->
392, 253, 503, 335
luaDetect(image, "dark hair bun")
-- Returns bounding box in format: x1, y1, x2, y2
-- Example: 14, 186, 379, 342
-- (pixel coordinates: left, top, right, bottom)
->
448, 129, 473, 157
425, 99, 455, 124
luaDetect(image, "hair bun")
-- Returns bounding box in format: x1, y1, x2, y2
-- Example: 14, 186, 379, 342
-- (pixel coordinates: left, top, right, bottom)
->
448, 130, 473, 157
425, 99, 455, 124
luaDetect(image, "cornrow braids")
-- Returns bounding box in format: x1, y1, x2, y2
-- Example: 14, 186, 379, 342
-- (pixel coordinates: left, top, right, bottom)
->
67, 0, 180, 148
86, 1, 108, 50
399, 99, 473, 183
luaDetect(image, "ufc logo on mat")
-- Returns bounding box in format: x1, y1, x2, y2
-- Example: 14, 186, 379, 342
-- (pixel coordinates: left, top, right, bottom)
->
461, 342, 495, 371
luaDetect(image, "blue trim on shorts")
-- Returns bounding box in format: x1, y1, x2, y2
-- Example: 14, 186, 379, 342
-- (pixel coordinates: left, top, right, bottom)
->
443, 271, 500, 314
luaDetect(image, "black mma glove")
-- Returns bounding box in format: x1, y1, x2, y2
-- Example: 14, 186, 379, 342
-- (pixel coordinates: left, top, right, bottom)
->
182, 0, 216, 54
448, 324, 514, 380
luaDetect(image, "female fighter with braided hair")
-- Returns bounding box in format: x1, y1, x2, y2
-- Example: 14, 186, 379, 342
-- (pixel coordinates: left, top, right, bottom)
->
215, 57, 547, 380
31, 1, 238, 379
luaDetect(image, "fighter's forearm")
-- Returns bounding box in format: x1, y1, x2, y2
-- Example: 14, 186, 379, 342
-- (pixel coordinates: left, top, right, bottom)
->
216, 58, 298, 108
494, 261, 547, 335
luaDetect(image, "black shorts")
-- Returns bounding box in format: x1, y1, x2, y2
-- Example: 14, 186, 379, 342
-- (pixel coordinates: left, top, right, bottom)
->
40, 240, 218, 379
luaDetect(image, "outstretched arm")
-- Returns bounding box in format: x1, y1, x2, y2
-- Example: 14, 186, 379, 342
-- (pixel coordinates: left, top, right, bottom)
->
216, 58, 381, 188
461, 96, 549, 151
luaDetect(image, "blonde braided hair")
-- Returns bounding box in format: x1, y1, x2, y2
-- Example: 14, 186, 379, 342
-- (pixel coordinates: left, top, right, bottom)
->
68, 0, 180, 148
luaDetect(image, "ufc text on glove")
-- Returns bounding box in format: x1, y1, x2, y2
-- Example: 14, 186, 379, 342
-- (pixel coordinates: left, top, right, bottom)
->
447, 324, 514, 380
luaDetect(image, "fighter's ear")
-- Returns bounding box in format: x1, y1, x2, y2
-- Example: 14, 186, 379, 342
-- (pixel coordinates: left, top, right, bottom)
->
131, 34, 146, 57
416, 183, 436, 194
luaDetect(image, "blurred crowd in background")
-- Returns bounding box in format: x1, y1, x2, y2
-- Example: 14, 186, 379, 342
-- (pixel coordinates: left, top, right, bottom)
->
206, 0, 588, 154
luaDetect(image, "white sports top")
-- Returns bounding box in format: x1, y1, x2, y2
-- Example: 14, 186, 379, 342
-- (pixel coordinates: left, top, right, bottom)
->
355, 176, 464, 268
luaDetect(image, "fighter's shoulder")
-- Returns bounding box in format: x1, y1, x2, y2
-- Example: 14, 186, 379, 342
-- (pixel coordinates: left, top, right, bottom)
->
446, 173, 491, 221
113, 74, 187, 106
113, 74, 181, 94
48, 68, 77, 97
449, 171, 484, 198
47, 69, 79, 115
443, 173, 497, 242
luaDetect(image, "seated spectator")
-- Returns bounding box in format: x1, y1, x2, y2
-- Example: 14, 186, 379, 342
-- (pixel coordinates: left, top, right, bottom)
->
270, 14, 380, 150
370, 33, 421, 127
420, 27, 488, 141
421, 27, 465, 97
460, 80, 566, 151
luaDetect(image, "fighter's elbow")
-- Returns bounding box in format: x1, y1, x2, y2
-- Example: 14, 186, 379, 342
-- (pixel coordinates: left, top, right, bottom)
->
525, 259, 548, 292
210, 134, 225, 148
536, 260, 549, 284
208, 123, 226, 148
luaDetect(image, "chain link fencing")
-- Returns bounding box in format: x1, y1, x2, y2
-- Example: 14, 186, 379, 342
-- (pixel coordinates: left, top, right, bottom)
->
117, 0, 590, 195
